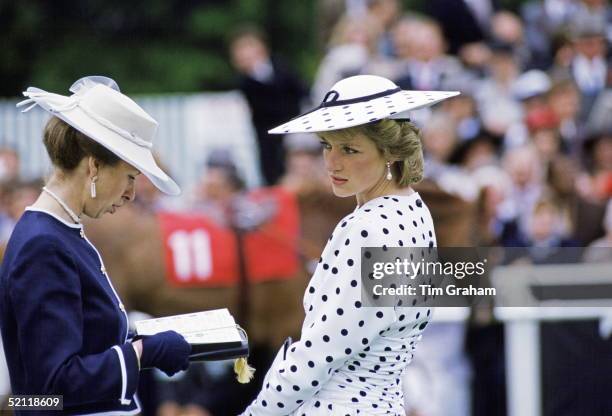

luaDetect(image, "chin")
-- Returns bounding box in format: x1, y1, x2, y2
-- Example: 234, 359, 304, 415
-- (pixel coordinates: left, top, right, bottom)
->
331, 187, 354, 198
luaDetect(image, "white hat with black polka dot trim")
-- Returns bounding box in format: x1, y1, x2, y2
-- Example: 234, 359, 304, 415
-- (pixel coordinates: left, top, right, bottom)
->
269, 74, 460, 134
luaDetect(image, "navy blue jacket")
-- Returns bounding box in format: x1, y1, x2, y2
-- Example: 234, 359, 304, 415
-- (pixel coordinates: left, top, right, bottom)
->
0, 208, 140, 415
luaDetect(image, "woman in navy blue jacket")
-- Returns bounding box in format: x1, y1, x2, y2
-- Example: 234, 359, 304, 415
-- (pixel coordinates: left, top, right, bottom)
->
0, 76, 191, 415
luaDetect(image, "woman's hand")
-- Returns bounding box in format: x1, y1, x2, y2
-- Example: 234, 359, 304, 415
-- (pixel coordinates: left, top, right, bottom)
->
139, 330, 191, 376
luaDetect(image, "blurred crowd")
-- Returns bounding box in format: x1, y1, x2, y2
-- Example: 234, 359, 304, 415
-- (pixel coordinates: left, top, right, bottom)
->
0, 149, 43, 250
225, 0, 612, 254
2, 0, 611, 253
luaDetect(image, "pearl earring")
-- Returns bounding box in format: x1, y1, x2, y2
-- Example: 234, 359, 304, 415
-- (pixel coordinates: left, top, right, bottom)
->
90, 176, 98, 198
386, 161, 393, 181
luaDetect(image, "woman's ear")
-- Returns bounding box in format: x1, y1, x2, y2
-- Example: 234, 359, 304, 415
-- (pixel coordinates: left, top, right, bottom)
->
87, 156, 99, 179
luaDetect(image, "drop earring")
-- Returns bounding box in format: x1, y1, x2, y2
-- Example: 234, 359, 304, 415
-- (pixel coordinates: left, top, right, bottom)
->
90, 176, 97, 198
386, 161, 393, 181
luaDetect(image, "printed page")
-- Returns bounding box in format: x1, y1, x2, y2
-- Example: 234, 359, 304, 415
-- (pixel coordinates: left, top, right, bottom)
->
184, 327, 242, 345
135, 308, 239, 342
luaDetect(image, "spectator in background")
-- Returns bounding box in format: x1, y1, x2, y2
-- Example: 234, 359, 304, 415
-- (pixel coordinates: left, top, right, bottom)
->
568, 20, 611, 121
528, 198, 566, 246
449, 132, 501, 173
132, 154, 180, 213
489, 11, 534, 71
474, 42, 523, 139
521, 0, 577, 69
4, 179, 42, 222
311, 14, 383, 102
571, 0, 612, 42
504, 69, 552, 148
422, 112, 480, 201
579, 129, 612, 202
546, 79, 583, 155
229, 26, 309, 186
0, 147, 22, 245
0, 179, 43, 245
424, 0, 499, 70
471, 165, 513, 245
391, 16, 469, 91
422, 112, 459, 179
365, 0, 401, 57
280, 133, 328, 194
189, 149, 246, 227
498, 145, 545, 245
525, 106, 563, 163
316, 0, 349, 48
0, 147, 20, 184
548, 31, 576, 81
505, 196, 581, 261
440, 92, 482, 141
547, 155, 607, 244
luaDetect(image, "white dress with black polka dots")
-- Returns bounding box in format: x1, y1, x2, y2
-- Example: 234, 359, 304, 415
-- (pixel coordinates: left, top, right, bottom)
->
240, 192, 436, 416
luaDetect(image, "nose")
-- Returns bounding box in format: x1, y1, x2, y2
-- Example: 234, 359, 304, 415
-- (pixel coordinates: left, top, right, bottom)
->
324, 146, 342, 173
124, 180, 136, 202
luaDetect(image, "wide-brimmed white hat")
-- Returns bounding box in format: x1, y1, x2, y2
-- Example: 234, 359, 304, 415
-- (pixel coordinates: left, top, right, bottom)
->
17, 76, 180, 195
269, 75, 460, 134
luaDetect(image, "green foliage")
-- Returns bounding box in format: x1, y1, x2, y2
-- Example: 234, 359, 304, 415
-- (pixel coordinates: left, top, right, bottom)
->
2, 0, 532, 96
188, 5, 237, 41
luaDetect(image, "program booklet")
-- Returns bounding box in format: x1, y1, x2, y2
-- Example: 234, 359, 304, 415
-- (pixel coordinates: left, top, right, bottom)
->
134, 308, 249, 362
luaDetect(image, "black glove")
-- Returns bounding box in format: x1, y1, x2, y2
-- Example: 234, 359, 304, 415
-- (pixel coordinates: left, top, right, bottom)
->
141, 330, 191, 376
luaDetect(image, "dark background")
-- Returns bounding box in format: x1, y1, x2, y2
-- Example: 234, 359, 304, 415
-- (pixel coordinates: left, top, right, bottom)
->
0, 0, 526, 96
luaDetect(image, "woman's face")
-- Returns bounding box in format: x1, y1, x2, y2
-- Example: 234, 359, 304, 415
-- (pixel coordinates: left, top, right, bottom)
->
529, 205, 560, 242
319, 131, 390, 202
423, 124, 457, 162
532, 129, 560, 161
593, 137, 612, 172
85, 159, 139, 218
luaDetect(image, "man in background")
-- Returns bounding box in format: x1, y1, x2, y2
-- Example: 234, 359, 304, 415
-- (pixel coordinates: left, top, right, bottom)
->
229, 27, 309, 186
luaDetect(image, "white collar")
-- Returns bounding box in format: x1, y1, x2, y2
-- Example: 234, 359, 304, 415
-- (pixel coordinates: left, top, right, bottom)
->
25, 206, 84, 229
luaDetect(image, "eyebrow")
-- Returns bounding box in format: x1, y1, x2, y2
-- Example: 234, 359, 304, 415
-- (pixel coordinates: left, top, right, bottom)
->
318, 137, 360, 147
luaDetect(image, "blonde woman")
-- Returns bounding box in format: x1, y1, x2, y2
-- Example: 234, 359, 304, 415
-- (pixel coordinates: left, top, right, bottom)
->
240, 75, 458, 415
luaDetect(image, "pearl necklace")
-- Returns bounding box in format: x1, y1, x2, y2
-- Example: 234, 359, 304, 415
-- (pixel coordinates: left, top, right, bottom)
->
42, 186, 81, 224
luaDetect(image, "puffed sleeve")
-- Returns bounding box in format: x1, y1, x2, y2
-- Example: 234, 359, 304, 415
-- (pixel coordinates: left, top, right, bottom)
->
240, 216, 396, 415
8, 236, 139, 406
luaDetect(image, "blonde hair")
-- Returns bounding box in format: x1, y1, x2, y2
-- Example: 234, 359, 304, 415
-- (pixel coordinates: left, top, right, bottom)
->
328, 15, 383, 52
323, 119, 424, 187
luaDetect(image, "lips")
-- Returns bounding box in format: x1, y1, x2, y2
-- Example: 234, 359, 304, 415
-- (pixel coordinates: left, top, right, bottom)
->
330, 175, 348, 185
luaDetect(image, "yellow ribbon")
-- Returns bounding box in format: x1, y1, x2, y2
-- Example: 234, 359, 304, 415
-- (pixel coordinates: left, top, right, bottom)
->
234, 357, 255, 383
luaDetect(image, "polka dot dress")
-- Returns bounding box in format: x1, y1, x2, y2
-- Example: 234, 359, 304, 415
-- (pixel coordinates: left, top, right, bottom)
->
240, 192, 436, 416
